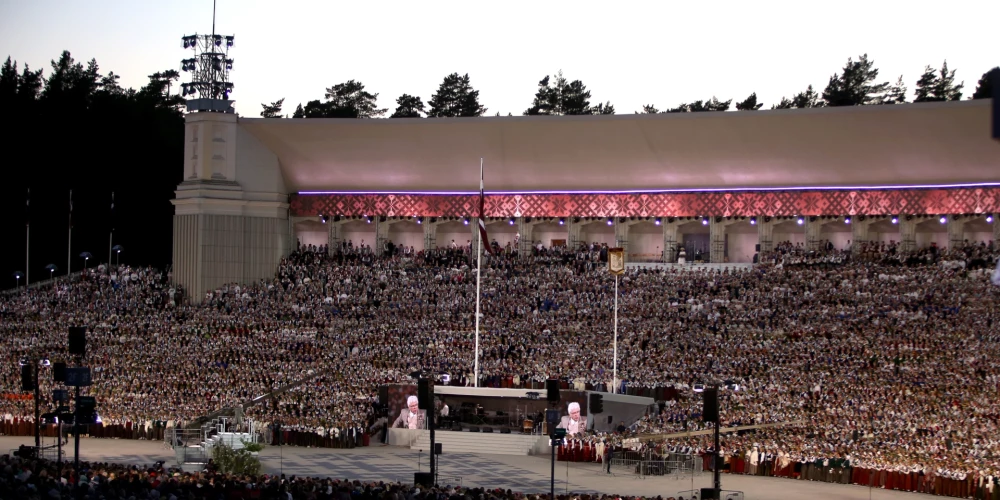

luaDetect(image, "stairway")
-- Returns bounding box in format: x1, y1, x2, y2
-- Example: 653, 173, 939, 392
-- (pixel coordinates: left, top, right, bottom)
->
411, 430, 548, 456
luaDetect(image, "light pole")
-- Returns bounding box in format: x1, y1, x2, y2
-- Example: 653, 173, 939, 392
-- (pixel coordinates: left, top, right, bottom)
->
608, 248, 625, 394
79, 252, 92, 270
14, 271, 23, 288
46, 264, 58, 281
112, 245, 123, 267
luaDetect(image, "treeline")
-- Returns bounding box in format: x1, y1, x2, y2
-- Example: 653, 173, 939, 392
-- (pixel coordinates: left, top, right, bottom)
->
1, 50, 185, 286
263, 55, 999, 118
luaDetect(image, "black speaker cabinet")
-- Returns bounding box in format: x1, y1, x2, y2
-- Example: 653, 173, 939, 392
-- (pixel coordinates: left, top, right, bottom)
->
21, 364, 34, 391
703, 387, 719, 423
546, 379, 560, 402
414, 472, 434, 487
700, 487, 720, 499
68, 327, 86, 357
53, 362, 66, 383
483, 426, 493, 433
418, 378, 432, 410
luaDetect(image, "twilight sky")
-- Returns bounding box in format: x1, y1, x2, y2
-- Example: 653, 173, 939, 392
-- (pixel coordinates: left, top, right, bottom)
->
1, 0, 997, 116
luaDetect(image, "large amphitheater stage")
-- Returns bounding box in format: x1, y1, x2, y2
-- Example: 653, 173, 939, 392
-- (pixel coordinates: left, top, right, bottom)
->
1, 436, 937, 500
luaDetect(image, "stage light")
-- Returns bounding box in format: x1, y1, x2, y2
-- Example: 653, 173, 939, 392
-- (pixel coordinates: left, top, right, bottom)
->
366, 217, 372, 224
940, 216, 947, 224
558, 218, 565, 225
509, 218, 515, 225
225, 35, 235, 47
320, 215, 328, 224
891, 216, 898, 224
701, 218, 708, 226
797, 218, 804, 225
417, 218, 422, 225
844, 217, 851, 224
654, 218, 661, 226
463, 218, 469, 225
987, 215, 994, 223
750, 217, 757, 225
607, 218, 613, 226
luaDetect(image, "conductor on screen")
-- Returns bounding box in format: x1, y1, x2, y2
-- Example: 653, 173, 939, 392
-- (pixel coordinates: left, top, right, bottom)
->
392, 396, 426, 429
556, 402, 587, 435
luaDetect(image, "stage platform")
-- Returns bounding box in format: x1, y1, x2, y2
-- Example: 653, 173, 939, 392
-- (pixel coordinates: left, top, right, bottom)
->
389, 428, 549, 456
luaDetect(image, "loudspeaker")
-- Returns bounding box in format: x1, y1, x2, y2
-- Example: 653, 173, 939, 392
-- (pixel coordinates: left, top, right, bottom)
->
53, 362, 66, 383
546, 379, 560, 402
434, 443, 442, 455
378, 385, 388, 406
703, 387, 719, 423
469, 426, 480, 432
451, 422, 462, 431
21, 364, 34, 391
414, 472, 434, 487
700, 487, 720, 499
755, 243, 761, 252
483, 426, 493, 433
500, 427, 511, 434
546, 409, 560, 426
607, 415, 613, 424
589, 393, 604, 414
68, 327, 86, 357
417, 378, 432, 410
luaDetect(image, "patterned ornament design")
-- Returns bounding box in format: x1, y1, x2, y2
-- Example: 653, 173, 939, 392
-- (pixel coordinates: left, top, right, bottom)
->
291, 188, 1000, 218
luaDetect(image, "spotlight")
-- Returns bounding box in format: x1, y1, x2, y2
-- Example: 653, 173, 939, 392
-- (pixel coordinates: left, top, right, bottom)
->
509, 218, 515, 225
987, 215, 994, 223
607, 218, 613, 226
654, 218, 661, 226
320, 215, 328, 224
797, 218, 804, 225
558, 218, 565, 225
463, 218, 470, 225
939, 216, 947, 224
225, 35, 235, 47
417, 218, 423, 225
701, 218, 708, 226
750, 217, 757, 225
844, 217, 851, 224
891, 216, 898, 224
366, 217, 372, 224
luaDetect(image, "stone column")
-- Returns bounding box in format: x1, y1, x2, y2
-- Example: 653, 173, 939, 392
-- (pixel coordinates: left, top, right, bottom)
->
757, 217, 774, 254
946, 216, 966, 250
804, 217, 823, 252
423, 220, 438, 251
662, 222, 679, 263
709, 218, 727, 263
898, 217, 917, 254
993, 217, 1000, 248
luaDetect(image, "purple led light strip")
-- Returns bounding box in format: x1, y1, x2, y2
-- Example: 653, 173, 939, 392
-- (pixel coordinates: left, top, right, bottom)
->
298, 182, 1000, 196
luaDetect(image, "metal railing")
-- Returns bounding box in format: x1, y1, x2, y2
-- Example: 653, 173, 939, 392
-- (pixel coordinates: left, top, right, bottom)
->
676, 489, 743, 500
609, 450, 701, 479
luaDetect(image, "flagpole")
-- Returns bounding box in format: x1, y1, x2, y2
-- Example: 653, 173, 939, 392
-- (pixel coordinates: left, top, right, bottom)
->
613, 274, 618, 394
67, 189, 72, 277
108, 192, 114, 269
25, 188, 29, 286
474, 158, 484, 389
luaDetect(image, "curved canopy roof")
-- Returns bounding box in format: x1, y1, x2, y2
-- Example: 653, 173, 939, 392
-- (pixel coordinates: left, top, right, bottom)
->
240, 100, 998, 194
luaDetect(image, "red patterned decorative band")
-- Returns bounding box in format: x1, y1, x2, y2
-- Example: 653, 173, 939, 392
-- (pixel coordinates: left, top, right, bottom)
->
291, 188, 1000, 218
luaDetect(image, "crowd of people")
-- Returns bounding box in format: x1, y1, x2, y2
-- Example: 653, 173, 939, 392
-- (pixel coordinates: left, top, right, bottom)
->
2, 235, 999, 498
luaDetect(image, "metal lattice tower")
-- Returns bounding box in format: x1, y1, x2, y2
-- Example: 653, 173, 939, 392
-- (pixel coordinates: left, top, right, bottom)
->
179, 0, 235, 113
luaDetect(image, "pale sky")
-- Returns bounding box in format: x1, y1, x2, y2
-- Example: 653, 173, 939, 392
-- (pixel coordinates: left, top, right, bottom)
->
1, 0, 997, 117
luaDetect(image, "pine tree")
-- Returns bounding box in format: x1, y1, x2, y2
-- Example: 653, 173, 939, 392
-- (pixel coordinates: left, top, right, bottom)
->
822, 54, 890, 106
735, 93, 763, 110
322, 80, 387, 118
523, 71, 596, 115
427, 73, 487, 117
260, 98, 285, 118
914, 62, 963, 102
971, 67, 999, 99
390, 94, 425, 118
879, 76, 907, 104
641, 104, 659, 114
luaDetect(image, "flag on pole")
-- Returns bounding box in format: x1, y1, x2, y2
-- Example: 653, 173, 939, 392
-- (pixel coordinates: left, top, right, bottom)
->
478, 165, 495, 255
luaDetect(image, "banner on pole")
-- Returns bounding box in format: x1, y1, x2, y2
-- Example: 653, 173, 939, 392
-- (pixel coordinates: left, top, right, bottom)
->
608, 248, 625, 275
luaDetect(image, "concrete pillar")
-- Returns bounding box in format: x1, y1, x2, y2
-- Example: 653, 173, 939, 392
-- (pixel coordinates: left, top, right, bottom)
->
662, 222, 679, 263
851, 219, 872, 254
804, 217, 823, 252
899, 217, 917, 254
947, 216, 966, 250
709, 218, 726, 263
757, 217, 774, 254
327, 221, 343, 255
517, 218, 535, 256
614, 219, 629, 255
374, 218, 390, 256
993, 217, 999, 249
567, 219, 582, 250
423, 220, 437, 251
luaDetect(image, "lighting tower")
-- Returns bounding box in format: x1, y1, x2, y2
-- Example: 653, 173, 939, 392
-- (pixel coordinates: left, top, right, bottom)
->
179, 0, 235, 113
